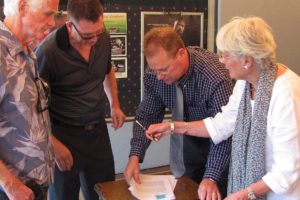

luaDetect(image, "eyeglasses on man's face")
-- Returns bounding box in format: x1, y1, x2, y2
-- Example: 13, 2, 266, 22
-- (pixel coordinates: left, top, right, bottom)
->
146, 51, 180, 76
71, 22, 105, 41
147, 64, 172, 76
35, 77, 50, 113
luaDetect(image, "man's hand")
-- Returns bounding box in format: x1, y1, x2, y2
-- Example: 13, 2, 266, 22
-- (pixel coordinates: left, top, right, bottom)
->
3, 178, 34, 200
198, 178, 221, 200
124, 156, 141, 185
52, 136, 73, 171
111, 107, 126, 130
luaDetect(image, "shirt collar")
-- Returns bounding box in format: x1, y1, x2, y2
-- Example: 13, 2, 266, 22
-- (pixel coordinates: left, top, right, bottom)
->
176, 48, 194, 86
0, 21, 26, 57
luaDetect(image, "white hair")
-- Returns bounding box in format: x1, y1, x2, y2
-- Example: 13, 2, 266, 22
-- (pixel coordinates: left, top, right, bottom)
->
216, 16, 276, 69
4, 0, 45, 17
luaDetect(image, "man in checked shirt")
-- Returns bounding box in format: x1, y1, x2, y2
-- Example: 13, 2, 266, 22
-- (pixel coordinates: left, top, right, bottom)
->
124, 27, 233, 200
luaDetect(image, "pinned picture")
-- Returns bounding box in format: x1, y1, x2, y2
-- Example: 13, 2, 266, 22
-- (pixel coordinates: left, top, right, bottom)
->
141, 12, 203, 48
140, 11, 204, 95
110, 35, 127, 56
103, 13, 127, 34
111, 57, 127, 79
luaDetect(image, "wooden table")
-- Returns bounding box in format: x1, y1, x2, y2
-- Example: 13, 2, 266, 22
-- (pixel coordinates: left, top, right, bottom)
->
95, 176, 199, 200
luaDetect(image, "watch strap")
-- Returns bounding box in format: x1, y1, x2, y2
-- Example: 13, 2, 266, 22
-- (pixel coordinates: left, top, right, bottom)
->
247, 186, 257, 200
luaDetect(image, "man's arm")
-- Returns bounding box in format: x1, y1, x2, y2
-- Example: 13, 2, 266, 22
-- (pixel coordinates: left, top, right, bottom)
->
104, 68, 125, 129
0, 161, 34, 200
197, 78, 233, 200
51, 135, 73, 171
124, 73, 166, 184
203, 79, 233, 182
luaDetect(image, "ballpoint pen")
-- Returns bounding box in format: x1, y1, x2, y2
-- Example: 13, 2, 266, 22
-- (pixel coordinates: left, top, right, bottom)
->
135, 120, 158, 141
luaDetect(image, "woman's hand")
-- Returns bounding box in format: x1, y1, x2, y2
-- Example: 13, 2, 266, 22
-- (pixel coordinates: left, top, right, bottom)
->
146, 122, 173, 141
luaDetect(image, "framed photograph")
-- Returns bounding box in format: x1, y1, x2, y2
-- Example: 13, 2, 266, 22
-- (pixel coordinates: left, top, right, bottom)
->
141, 12, 204, 47
103, 13, 127, 34
110, 35, 127, 56
111, 57, 127, 79
140, 11, 204, 97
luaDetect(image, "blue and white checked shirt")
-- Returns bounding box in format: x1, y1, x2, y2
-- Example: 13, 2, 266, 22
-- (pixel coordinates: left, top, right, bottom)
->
130, 47, 233, 182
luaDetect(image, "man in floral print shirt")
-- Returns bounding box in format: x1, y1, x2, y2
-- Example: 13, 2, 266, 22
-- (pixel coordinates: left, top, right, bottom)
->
0, 0, 59, 199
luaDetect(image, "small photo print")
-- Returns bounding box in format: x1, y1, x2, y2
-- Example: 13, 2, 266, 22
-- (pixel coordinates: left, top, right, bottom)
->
110, 35, 127, 56
111, 57, 127, 78
103, 13, 127, 34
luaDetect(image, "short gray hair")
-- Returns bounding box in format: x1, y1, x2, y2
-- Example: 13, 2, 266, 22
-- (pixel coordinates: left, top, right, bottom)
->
4, 0, 45, 17
216, 16, 276, 69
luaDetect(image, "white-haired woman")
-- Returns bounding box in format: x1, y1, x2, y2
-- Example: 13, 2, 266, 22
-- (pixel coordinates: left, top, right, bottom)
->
146, 16, 300, 200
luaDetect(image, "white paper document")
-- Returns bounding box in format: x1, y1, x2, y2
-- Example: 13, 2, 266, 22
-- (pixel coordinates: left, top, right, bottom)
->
128, 174, 177, 200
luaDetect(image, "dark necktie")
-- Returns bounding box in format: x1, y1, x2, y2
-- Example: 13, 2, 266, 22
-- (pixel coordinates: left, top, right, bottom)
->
170, 82, 185, 177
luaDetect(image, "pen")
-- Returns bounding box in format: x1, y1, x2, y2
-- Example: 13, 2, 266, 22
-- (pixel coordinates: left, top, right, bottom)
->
135, 120, 146, 130
135, 120, 158, 141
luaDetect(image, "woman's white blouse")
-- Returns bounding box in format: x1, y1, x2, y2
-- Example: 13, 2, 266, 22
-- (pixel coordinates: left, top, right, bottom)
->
204, 69, 300, 200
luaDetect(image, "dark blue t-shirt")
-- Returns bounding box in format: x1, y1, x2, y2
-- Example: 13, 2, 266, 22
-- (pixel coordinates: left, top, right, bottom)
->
35, 25, 111, 125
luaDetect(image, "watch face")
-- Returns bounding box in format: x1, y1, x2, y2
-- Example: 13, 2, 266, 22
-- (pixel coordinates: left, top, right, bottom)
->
247, 187, 256, 200
248, 193, 256, 200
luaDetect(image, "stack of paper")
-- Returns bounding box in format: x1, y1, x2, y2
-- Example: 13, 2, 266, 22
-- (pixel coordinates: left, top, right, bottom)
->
128, 174, 177, 200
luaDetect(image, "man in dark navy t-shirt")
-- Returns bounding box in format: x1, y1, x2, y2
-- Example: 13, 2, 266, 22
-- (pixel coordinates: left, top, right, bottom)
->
35, 0, 125, 200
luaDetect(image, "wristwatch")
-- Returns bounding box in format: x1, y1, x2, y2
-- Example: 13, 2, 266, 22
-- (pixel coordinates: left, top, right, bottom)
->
169, 122, 175, 134
247, 187, 257, 200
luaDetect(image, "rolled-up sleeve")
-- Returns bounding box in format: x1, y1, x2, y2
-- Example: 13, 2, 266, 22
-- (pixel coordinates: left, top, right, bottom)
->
204, 81, 244, 144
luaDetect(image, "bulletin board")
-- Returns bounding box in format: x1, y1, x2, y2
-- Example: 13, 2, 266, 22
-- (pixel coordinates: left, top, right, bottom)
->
0, 0, 210, 121
101, 0, 209, 120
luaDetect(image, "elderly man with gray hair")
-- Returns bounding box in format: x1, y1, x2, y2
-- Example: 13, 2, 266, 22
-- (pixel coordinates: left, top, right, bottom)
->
0, 0, 59, 199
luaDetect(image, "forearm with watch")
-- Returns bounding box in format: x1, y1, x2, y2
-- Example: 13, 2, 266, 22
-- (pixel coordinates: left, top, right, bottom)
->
171, 120, 211, 138
246, 179, 271, 199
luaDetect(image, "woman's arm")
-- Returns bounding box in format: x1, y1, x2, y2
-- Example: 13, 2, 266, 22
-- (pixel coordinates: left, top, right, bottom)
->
146, 81, 245, 142
225, 179, 271, 200
145, 120, 210, 141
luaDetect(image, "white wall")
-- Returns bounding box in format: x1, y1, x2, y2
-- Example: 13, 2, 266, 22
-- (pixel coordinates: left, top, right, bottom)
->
108, 122, 170, 174
218, 0, 300, 75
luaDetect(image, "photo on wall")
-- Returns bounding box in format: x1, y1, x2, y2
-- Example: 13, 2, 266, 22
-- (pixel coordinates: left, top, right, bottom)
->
103, 12, 127, 34
141, 11, 203, 47
110, 35, 127, 56
111, 57, 127, 79
140, 11, 204, 96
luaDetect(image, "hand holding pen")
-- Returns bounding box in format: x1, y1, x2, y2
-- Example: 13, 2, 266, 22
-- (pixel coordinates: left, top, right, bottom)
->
135, 120, 159, 141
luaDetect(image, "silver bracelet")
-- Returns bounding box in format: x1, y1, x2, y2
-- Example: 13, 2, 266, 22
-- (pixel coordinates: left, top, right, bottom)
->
208, 178, 216, 183
169, 122, 175, 134
184, 122, 189, 134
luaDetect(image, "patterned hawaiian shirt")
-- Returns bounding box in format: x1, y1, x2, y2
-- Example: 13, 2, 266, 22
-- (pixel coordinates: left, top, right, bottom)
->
0, 21, 54, 185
